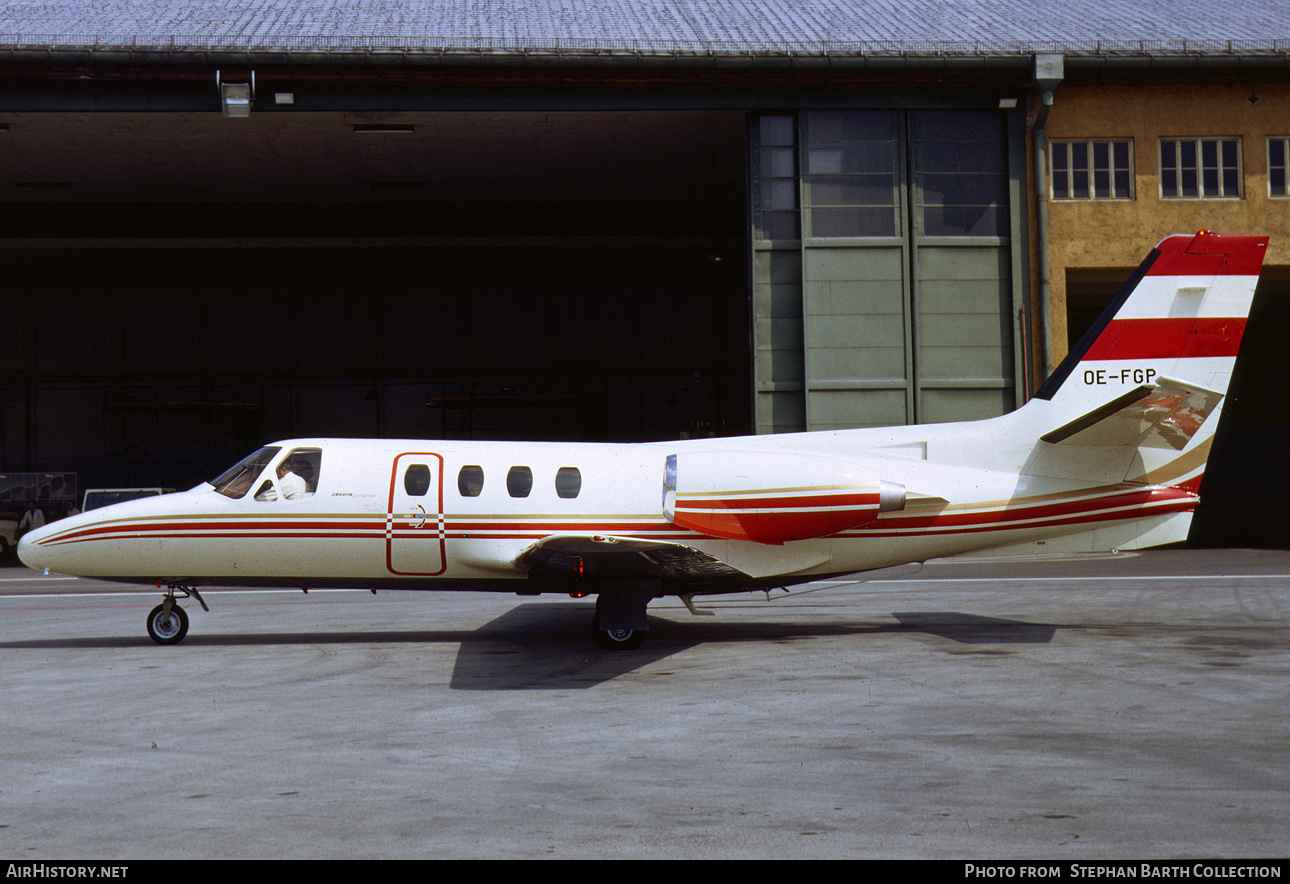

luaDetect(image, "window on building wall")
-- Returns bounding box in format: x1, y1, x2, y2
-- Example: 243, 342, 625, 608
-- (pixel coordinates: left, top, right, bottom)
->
1050, 140, 1133, 200
804, 110, 900, 238
1159, 138, 1242, 199
915, 111, 1008, 237
1270, 137, 1290, 197
756, 115, 800, 241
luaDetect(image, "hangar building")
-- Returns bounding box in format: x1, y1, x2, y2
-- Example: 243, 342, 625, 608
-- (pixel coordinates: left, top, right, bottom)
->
1, 1, 1288, 544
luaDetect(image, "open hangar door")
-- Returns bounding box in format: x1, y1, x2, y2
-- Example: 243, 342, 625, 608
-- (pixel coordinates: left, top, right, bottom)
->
0, 110, 750, 491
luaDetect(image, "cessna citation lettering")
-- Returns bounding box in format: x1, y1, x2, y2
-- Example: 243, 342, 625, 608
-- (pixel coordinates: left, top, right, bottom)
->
19, 232, 1269, 650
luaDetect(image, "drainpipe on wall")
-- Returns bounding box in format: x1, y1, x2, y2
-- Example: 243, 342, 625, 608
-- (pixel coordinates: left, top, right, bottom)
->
1032, 53, 1064, 382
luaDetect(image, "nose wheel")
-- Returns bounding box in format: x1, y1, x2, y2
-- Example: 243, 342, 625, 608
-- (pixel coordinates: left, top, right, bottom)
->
147, 602, 189, 644
146, 585, 208, 645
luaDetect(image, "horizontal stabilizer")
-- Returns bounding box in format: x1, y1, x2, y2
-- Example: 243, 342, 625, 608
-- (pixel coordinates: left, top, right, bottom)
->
1041, 376, 1223, 450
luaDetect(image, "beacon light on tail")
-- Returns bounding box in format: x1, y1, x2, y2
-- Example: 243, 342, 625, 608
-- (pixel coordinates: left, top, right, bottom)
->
19, 232, 1269, 650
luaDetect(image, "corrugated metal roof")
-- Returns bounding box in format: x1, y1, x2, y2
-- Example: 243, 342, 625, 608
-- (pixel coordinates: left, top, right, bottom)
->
1, 0, 1288, 57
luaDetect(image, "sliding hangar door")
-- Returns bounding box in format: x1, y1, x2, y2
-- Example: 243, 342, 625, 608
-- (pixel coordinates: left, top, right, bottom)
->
3, 94, 1027, 492
751, 107, 1029, 435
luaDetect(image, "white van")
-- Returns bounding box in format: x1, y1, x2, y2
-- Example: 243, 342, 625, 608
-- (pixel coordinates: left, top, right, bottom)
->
81, 488, 176, 513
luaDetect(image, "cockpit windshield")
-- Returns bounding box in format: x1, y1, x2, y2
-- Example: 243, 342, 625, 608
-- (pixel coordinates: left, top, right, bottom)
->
210, 446, 281, 499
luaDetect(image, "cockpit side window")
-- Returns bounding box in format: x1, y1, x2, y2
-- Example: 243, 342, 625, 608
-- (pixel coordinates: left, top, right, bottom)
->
253, 447, 323, 502
211, 446, 281, 499
283, 448, 322, 495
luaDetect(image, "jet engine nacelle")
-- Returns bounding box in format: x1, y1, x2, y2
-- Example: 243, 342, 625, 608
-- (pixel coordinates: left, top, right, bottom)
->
663, 451, 906, 544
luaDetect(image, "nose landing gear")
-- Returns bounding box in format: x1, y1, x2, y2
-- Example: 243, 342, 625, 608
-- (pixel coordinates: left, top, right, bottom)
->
146, 585, 208, 645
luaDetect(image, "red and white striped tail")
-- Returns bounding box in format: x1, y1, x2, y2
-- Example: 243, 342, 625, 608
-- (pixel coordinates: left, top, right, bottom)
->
1032, 231, 1267, 490
1038, 231, 1267, 410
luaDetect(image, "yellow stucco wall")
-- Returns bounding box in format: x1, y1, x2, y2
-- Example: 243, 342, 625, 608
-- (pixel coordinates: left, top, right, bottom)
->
1042, 82, 1290, 363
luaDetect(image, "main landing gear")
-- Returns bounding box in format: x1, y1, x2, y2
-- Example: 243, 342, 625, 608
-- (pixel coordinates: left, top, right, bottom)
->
147, 584, 208, 645
590, 579, 659, 651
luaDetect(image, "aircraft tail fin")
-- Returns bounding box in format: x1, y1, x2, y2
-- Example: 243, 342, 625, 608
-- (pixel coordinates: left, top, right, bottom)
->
1036, 230, 1267, 409
1030, 231, 1266, 488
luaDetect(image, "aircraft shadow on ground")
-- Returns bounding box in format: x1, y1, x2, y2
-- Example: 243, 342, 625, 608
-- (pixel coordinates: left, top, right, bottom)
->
449, 605, 1060, 689
0, 603, 1058, 689
890, 612, 1059, 645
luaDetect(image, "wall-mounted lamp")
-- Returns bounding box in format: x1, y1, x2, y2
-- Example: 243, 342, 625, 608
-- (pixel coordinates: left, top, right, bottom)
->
216, 70, 255, 118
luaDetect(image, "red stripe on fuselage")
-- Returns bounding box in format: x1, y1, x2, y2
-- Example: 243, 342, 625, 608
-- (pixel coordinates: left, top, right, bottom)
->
34, 485, 1198, 550
39, 518, 380, 545
846, 486, 1195, 536
675, 491, 880, 512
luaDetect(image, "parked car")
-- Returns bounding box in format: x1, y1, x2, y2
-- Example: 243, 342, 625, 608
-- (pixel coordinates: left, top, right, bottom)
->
0, 514, 16, 560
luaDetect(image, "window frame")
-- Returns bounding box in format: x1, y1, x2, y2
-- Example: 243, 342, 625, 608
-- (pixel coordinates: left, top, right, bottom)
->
1049, 139, 1134, 201
1269, 136, 1290, 198
1159, 137, 1243, 200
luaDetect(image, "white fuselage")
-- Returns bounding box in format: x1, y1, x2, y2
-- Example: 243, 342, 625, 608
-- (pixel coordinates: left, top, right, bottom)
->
17, 402, 1199, 594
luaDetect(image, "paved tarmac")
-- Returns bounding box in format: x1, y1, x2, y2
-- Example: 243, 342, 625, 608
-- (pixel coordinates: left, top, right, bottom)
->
0, 548, 1287, 859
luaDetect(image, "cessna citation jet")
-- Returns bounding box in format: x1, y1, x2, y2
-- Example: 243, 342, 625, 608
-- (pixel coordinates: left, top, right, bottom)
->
18, 231, 1269, 650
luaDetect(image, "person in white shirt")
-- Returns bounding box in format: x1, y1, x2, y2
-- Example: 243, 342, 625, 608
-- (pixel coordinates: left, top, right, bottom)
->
277, 462, 308, 500
18, 501, 45, 536
255, 459, 310, 501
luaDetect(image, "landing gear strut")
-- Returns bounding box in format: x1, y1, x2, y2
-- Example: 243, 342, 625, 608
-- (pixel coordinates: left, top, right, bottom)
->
146, 585, 208, 645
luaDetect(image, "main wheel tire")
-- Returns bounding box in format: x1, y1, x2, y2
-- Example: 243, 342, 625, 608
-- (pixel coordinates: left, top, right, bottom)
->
592, 611, 645, 650
147, 603, 189, 645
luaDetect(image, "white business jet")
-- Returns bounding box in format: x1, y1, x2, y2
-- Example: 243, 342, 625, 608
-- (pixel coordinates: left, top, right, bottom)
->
19, 231, 1268, 650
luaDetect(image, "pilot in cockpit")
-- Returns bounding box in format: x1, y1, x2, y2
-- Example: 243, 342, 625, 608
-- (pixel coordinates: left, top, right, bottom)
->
254, 457, 310, 501
276, 458, 309, 499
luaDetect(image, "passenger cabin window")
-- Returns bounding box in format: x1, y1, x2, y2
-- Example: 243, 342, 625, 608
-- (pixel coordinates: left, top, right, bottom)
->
506, 466, 533, 498
252, 447, 323, 502
404, 464, 431, 497
555, 467, 582, 499
458, 465, 484, 497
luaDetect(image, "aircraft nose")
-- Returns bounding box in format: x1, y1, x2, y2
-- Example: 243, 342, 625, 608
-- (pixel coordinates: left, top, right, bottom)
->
18, 524, 57, 571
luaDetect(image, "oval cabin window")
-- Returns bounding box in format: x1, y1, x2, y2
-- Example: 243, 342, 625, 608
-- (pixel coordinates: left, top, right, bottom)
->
404, 464, 431, 497
555, 467, 582, 499
458, 465, 484, 497
506, 466, 533, 498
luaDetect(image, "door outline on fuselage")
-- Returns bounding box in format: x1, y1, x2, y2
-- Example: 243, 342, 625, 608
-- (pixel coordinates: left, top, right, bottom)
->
386, 451, 447, 576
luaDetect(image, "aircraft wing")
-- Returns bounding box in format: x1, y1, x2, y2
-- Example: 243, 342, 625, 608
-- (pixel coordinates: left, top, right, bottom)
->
516, 534, 753, 587
1040, 376, 1223, 451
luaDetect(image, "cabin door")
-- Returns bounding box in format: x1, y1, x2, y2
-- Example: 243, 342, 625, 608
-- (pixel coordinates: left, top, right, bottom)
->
386, 452, 447, 576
